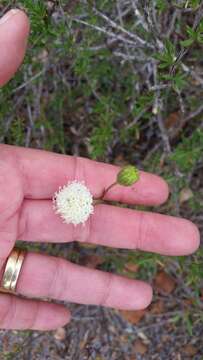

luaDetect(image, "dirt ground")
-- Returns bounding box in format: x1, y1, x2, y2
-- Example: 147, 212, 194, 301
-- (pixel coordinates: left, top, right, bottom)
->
0, 298, 203, 359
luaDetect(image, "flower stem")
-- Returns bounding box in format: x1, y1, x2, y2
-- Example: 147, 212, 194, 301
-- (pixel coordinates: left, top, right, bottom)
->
94, 181, 118, 203
100, 181, 118, 200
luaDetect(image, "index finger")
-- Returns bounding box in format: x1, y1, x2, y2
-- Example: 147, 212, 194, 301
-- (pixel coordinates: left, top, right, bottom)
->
1, 144, 169, 206
0, 9, 29, 86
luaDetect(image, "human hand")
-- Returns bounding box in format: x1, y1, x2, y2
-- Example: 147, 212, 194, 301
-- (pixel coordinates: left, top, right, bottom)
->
0, 9, 200, 331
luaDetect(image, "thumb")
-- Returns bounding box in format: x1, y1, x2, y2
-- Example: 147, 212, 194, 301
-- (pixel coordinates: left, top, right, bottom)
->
0, 9, 30, 87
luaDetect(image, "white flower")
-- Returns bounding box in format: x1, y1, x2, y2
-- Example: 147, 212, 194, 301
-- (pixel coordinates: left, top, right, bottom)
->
53, 181, 94, 226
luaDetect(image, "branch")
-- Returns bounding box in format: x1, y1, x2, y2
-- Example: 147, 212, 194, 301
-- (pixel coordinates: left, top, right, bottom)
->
70, 16, 141, 47
152, 61, 171, 153
93, 7, 154, 49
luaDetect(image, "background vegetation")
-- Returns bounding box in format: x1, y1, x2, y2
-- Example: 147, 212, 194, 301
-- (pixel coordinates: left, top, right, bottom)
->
0, 1, 203, 359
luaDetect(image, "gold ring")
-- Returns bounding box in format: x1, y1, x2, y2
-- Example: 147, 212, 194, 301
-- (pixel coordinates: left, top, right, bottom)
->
0, 248, 26, 294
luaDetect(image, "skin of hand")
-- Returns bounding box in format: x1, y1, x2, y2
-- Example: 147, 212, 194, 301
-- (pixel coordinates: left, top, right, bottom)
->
0, 9, 200, 331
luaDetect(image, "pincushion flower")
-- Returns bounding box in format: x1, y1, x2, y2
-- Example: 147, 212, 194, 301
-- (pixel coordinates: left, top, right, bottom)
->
53, 165, 140, 226
53, 181, 94, 226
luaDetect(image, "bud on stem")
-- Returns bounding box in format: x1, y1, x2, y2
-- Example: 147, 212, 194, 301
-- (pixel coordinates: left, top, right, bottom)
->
117, 165, 140, 186
96, 165, 140, 201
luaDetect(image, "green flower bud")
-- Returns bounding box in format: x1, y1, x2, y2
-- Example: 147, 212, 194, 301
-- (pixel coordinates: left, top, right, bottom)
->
117, 165, 140, 186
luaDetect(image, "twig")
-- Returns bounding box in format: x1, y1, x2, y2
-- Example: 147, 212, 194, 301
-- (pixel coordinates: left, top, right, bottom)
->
150, 84, 170, 91
130, 0, 149, 31
137, 318, 179, 331
192, 1, 203, 30
126, 103, 152, 130
0, 95, 25, 142
172, 103, 203, 138
166, 9, 179, 38
142, 1, 163, 50
170, 2, 203, 75
70, 16, 141, 47
11, 69, 46, 93
25, 103, 33, 147
183, 103, 203, 123
175, 87, 185, 115
156, 101, 171, 154
181, 62, 203, 87
116, 0, 137, 75
115, 3, 132, 22
153, 61, 171, 154
113, 51, 137, 61
93, 7, 154, 49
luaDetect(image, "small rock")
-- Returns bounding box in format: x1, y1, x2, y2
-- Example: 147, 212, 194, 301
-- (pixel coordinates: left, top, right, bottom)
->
134, 339, 148, 354
124, 262, 139, 273
179, 187, 193, 204
54, 327, 66, 341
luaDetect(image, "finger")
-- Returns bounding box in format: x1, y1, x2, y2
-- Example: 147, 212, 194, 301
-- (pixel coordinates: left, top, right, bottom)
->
0, 293, 70, 330
1, 144, 169, 206
19, 201, 200, 256
0, 9, 29, 86
16, 252, 153, 310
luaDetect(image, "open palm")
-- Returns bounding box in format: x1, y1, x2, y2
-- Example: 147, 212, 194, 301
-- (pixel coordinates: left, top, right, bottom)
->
0, 10, 200, 331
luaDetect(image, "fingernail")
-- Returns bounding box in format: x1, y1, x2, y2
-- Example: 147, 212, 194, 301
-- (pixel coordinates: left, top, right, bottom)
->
0, 9, 20, 25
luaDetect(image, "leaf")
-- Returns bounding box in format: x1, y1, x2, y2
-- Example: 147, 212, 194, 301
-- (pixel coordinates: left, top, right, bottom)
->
155, 271, 176, 294
165, 111, 180, 129
181, 38, 194, 47
155, 39, 176, 69
184, 313, 194, 336
158, 62, 171, 69
120, 309, 146, 325
183, 344, 198, 356
197, 33, 203, 44
165, 39, 175, 55
150, 300, 165, 314
170, 129, 203, 173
